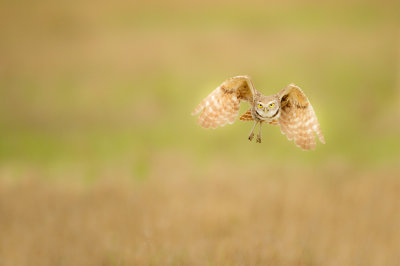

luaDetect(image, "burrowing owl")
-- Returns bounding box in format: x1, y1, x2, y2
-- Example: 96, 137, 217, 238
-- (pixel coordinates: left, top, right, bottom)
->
192, 75, 325, 150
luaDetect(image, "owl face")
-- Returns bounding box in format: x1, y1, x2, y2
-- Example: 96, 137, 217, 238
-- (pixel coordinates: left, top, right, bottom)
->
255, 98, 280, 119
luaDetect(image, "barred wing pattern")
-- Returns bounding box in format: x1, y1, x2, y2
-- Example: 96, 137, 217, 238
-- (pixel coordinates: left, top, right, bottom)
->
239, 109, 253, 121
192, 76, 255, 129
278, 84, 325, 150
239, 109, 279, 126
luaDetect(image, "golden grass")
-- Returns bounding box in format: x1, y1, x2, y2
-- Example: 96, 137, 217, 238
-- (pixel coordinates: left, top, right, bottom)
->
1, 163, 399, 266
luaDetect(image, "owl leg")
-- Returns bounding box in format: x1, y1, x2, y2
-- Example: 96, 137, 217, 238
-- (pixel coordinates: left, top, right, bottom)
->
248, 121, 258, 141
256, 122, 262, 143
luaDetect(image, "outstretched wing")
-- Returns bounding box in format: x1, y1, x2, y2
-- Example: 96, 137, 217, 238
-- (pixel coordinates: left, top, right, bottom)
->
192, 76, 256, 129
277, 84, 325, 150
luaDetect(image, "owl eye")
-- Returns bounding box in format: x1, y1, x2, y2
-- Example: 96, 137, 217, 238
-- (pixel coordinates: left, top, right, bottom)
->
258, 103, 263, 108
269, 103, 275, 108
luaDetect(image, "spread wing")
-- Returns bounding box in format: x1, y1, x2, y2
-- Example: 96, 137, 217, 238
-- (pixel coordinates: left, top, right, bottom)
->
277, 84, 325, 150
192, 76, 256, 129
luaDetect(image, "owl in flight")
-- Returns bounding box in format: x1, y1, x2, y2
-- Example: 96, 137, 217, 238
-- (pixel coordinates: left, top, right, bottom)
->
192, 76, 325, 150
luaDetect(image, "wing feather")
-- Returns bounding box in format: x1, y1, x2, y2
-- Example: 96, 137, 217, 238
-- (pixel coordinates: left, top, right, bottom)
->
192, 76, 256, 129
277, 84, 325, 150
239, 109, 253, 121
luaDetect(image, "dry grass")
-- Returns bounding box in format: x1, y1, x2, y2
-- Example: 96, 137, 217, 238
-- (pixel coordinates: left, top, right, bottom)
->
1, 162, 399, 266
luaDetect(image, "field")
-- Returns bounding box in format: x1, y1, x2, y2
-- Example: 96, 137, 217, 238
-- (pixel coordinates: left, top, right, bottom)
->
1, 166, 400, 265
1, 0, 400, 265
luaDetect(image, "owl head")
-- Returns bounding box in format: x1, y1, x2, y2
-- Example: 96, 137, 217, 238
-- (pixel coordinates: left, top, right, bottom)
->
255, 96, 280, 119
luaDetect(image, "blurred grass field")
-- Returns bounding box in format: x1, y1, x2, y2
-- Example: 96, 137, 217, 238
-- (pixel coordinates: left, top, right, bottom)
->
1, 0, 400, 265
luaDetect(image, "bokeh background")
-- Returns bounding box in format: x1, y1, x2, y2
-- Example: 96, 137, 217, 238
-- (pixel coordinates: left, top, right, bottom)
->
1, 0, 400, 265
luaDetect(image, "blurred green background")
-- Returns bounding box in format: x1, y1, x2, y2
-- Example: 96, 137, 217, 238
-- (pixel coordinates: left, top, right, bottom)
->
1, 0, 399, 177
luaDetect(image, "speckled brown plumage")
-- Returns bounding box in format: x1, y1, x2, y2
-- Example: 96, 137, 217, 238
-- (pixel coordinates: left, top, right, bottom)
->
192, 76, 325, 150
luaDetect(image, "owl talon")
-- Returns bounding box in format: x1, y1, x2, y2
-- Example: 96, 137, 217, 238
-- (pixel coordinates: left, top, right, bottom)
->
248, 133, 254, 141
256, 122, 262, 143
